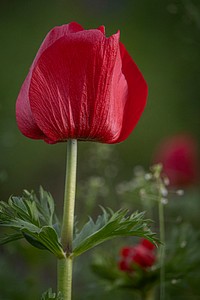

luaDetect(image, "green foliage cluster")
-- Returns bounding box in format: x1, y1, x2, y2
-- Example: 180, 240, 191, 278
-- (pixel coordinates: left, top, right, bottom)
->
41, 288, 63, 300
0, 188, 157, 259
0, 186, 157, 298
0, 187, 65, 258
91, 222, 200, 299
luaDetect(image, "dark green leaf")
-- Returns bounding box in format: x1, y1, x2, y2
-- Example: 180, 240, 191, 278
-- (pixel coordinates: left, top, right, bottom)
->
0, 232, 23, 245
38, 226, 64, 258
41, 288, 63, 300
22, 227, 65, 258
91, 252, 159, 292
23, 232, 48, 250
0, 188, 64, 258
72, 207, 158, 257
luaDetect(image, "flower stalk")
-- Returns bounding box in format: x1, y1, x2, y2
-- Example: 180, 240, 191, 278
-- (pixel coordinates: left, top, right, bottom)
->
152, 164, 165, 299
143, 288, 155, 300
58, 139, 77, 299
158, 195, 165, 300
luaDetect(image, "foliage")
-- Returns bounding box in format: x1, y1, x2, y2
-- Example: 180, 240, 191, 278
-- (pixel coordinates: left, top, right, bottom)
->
0, 188, 158, 260
91, 219, 200, 299
0, 187, 65, 258
165, 223, 200, 286
73, 207, 158, 257
91, 250, 159, 295
41, 288, 63, 300
88, 165, 200, 299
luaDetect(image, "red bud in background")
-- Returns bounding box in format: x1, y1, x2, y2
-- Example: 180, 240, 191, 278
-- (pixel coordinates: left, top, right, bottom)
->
119, 239, 156, 272
154, 134, 199, 187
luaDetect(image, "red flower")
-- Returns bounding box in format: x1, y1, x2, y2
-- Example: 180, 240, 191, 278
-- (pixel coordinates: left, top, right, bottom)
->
16, 22, 148, 144
140, 238, 155, 250
119, 239, 156, 272
154, 134, 199, 187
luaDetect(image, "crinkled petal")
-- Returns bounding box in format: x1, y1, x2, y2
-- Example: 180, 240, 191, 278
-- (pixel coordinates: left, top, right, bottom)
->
16, 22, 84, 139
113, 43, 148, 143
29, 30, 127, 143
97, 25, 105, 34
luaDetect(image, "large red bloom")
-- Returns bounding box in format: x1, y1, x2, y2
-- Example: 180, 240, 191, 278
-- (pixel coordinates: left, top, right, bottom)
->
16, 22, 148, 144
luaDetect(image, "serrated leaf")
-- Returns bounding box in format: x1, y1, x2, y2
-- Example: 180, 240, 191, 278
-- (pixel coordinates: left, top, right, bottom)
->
0, 232, 23, 245
72, 207, 157, 257
41, 288, 63, 300
22, 232, 48, 250
38, 226, 64, 258
37, 187, 55, 226
21, 227, 65, 258
0, 188, 64, 258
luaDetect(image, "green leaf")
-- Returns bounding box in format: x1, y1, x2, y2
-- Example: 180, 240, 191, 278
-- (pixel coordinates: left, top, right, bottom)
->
22, 227, 65, 258
36, 187, 55, 226
91, 252, 159, 292
0, 232, 23, 245
22, 187, 57, 226
91, 253, 123, 282
0, 188, 64, 258
22, 232, 48, 250
72, 207, 157, 257
38, 226, 64, 258
41, 288, 63, 300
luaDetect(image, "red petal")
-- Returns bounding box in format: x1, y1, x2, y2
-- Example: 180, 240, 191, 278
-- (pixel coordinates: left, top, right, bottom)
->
118, 259, 132, 271
97, 25, 105, 34
113, 43, 148, 143
16, 77, 45, 139
140, 239, 155, 250
120, 246, 133, 257
16, 22, 84, 139
29, 30, 126, 143
133, 245, 156, 268
154, 135, 199, 187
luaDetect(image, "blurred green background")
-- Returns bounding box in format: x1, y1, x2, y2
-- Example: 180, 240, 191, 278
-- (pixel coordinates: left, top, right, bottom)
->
0, 0, 200, 299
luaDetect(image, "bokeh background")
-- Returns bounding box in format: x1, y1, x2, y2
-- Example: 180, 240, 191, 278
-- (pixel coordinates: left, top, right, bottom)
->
0, 0, 200, 299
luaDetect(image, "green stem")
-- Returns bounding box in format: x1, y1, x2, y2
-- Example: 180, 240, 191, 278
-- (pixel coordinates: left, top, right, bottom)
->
57, 258, 73, 299
57, 139, 77, 300
143, 288, 155, 300
158, 194, 165, 300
